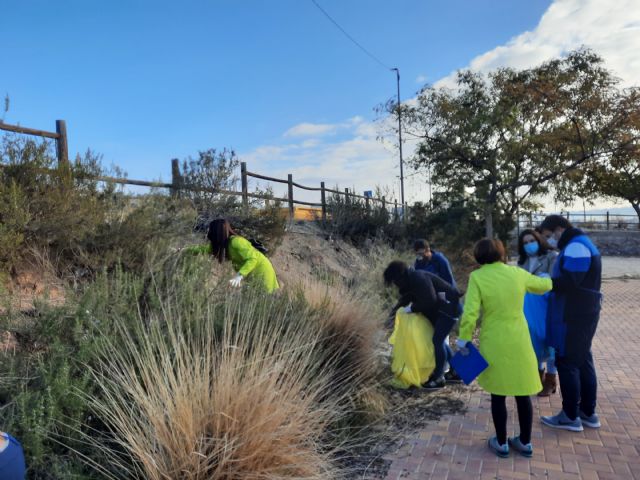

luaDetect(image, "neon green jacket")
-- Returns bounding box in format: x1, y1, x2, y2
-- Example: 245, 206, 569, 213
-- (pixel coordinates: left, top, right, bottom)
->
187, 236, 279, 293
459, 262, 551, 396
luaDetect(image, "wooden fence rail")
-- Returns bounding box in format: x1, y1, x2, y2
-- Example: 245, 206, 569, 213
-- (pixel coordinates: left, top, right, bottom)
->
1, 119, 402, 222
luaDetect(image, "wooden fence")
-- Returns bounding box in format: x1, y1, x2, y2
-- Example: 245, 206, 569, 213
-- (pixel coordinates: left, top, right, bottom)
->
0, 119, 404, 222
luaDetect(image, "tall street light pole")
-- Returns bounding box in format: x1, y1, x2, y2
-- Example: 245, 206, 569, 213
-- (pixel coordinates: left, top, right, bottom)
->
391, 68, 405, 210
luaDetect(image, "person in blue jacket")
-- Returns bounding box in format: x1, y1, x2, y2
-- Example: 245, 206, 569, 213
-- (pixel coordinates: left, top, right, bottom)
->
413, 239, 457, 289
0, 432, 26, 479
539, 215, 603, 432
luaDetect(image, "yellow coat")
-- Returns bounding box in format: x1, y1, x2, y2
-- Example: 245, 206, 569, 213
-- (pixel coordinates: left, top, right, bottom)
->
186, 236, 279, 293
459, 262, 551, 396
227, 236, 279, 293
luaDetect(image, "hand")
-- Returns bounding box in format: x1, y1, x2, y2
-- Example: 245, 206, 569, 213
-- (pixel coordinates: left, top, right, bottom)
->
403, 305, 412, 314
456, 338, 470, 356
229, 274, 243, 288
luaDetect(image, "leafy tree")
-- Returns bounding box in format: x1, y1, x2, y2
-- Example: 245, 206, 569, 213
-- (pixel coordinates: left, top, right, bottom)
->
586, 89, 640, 222
391, 49, 638, 238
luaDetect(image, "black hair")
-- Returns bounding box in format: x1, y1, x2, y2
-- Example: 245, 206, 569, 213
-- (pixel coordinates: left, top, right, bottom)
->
383, 260, 408, 286
473, 238, 506, 265
517, 229, 553, 265
207, 218, 238, 263
539, 214, 572, 232
413, 239, 430, 251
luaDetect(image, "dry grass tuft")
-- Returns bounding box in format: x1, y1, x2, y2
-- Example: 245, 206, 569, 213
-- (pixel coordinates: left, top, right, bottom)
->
84, 293, 347, 480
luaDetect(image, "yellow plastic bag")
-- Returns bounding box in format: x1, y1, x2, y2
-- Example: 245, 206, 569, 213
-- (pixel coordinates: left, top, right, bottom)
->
388, 309, 436, 389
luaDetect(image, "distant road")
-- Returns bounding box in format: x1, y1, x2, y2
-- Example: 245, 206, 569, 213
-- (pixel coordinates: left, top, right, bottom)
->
602, 256, 640, 278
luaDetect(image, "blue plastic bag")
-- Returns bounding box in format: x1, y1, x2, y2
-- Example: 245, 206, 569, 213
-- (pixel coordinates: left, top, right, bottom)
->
523, 291, 549, 360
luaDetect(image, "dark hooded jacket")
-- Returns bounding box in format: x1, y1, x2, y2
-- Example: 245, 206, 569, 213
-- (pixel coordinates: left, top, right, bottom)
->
547, 228, 602, 363
392, 269, 462, 323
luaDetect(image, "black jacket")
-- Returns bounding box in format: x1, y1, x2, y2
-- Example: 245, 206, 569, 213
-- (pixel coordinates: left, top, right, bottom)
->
392, 269, 462, 323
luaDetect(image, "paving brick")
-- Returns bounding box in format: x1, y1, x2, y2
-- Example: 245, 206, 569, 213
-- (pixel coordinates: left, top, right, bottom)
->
380, 280, 640, 480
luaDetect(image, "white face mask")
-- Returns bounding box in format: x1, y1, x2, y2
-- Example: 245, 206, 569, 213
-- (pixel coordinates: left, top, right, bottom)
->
547, 237, 558, 248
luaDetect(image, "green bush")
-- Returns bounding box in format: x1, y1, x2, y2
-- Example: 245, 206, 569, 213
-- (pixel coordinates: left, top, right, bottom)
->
322, 192, 403, 246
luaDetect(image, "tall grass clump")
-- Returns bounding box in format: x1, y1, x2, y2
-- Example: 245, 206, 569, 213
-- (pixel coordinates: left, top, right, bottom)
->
80, 281, 373, 479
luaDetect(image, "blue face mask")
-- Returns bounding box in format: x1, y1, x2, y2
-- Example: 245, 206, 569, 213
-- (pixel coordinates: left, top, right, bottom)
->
524, 242, 539, 256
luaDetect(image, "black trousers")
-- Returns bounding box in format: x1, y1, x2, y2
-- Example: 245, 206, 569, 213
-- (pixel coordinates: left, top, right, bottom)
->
490, 395, 533, 445
556, 350, 597, 420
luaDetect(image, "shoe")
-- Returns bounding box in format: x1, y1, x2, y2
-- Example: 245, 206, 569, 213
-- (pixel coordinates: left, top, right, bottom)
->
579, 411, 601, 428
538, 372, 558, 397
444, 370, 463, 384
508, 436, 533, 458
422, 377, 446, 390
488, 436, 509, 458
541, 410, 584, 432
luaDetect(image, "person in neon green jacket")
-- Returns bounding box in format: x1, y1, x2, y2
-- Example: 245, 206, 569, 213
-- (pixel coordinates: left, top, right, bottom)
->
188, 219, 279, 293
457, 238, 551, 459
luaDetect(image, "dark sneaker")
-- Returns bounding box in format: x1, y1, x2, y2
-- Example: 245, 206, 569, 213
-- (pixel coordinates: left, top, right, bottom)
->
541, 410, 584, 432
444, 370, 463, 384
488, 436, 509, 458
422, 377, 446, 390
579, 411, 601, 428
508, 436, 533, 458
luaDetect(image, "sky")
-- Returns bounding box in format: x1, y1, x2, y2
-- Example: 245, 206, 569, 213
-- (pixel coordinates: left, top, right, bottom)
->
2, 0, 640, 211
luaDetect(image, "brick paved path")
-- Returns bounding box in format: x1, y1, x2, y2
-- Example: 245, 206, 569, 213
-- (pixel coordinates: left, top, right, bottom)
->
384, 279, 640, 480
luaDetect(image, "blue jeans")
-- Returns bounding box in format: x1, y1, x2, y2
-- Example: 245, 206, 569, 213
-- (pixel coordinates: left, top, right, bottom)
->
539, 346, 557, 375
430, 313, 457, 380
0, 433, 26, 480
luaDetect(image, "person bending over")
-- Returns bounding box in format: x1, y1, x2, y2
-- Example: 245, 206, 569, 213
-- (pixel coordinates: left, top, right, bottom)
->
384, 260, 462, 390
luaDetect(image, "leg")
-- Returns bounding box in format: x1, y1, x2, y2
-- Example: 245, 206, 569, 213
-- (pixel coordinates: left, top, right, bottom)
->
430, 314, 456, 380
490, 394, 508, 445
556, 355, 581, 420
546, 348, 558, 375
515, 396, 533, 444
578, 350, 597, 417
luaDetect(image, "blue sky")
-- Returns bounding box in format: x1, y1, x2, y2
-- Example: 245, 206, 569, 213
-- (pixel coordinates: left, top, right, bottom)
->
3, 0, 640, 209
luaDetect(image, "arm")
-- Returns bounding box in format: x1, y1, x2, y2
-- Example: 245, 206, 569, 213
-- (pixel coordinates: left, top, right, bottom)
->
552, 243, 591, 293
458, 273, 481, 342
231, 237, 261, 277
436, 253, 455, 286
525, 270, 552, 294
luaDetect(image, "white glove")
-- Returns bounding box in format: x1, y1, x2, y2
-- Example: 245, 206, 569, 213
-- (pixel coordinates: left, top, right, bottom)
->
456, 338, 470, 356
229, 274, 243, 288
403, 305, 412, 314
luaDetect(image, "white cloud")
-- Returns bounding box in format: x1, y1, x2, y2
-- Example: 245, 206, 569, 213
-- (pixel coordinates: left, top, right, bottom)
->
283, 122, 337, 137
437, 0, 640, 88
245, 0, 640, 206
416, 75, 428, 84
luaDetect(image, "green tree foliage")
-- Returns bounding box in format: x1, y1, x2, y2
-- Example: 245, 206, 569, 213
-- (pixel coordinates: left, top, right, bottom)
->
392, 49, 638, 238
583, 89, 640, 222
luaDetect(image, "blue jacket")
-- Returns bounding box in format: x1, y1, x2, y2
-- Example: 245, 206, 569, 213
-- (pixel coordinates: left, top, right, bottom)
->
547, 228, 602, 363
414, 251, 457, 289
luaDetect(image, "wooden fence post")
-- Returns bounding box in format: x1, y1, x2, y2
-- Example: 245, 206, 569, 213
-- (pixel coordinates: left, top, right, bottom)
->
394, 200, 399, 222
381, 196, 386, 216
55, 120, 69, 168
171, 158, 182, 198
241, 162, 248, 208
320, 182, 327, 222
287, 174, 294, 220
606, 211, 610, 230
344, 188, 350, 205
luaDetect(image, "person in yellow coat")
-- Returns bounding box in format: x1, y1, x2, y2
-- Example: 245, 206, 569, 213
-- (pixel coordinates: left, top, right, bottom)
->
458, 238, 551, 458
188, 218, 279, 293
